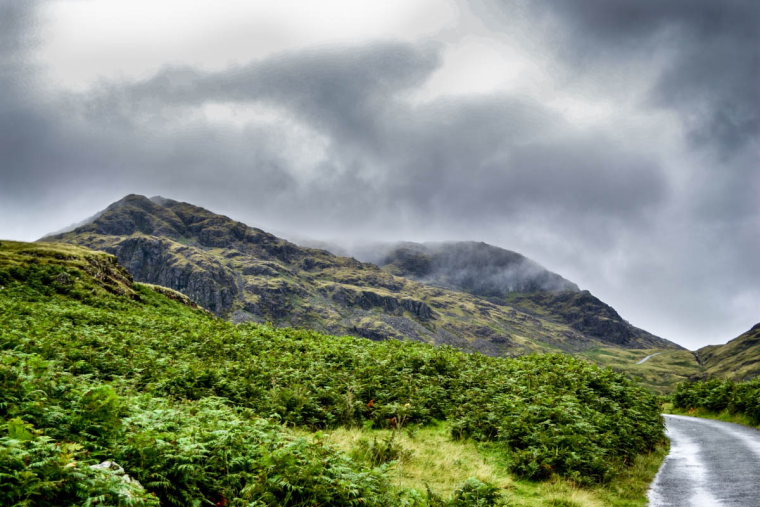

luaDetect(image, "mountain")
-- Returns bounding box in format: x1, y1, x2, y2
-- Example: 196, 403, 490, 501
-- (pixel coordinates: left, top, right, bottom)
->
698, 323, 760, 380
371, 241, 674, 349
44, 194, 681, 355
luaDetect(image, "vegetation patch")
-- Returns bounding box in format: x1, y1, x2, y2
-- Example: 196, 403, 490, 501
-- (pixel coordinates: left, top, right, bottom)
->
579, 347, 704, 394
672, 377, 760, 426
1, 241, 666, 505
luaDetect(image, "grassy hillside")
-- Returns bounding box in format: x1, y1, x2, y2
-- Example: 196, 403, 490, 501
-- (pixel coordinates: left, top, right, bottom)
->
579, 347, 703, 394
698, 323, 760, 380
0, 240, 666, 506
45, 194, 680, 358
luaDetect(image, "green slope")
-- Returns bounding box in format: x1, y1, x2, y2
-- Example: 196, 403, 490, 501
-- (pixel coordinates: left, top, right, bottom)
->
0, 240, 665, 505
578, 347, 703, 394
698, 323, 760, 380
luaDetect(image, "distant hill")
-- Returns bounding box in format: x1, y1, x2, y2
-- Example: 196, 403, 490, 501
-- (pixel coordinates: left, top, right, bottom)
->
44, 194, 681, 355
371, 241, 675, 349
698, 323, 760, 380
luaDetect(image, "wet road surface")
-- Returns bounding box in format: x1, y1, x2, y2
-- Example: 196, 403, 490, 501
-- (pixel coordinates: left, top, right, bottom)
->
648, 414, 760, 506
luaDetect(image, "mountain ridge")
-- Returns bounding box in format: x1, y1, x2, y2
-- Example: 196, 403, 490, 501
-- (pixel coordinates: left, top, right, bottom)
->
44, 194, 682, 355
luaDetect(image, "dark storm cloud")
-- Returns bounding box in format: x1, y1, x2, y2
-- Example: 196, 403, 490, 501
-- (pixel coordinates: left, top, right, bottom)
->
2, 11, 669, 247
80, 42, 666, 238
479, 0, 760, 156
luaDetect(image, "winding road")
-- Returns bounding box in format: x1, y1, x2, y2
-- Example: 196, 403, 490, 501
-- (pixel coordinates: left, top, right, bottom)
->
648, 414, 760, 506
636, 352, 663, 364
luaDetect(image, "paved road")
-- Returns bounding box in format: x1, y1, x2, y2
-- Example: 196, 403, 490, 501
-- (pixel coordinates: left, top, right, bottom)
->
648, 414, 760, 506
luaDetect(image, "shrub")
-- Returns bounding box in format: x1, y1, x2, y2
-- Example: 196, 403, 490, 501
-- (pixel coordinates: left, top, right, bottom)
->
352, 432, 412, 466
674, 377, 760, 424
0, 429, 158, 506
449, 478, 506, 506
0, 246, 667, 503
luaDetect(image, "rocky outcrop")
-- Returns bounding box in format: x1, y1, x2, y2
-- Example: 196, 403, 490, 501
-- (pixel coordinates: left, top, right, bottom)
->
89, 461, 148, 500
510, 290, 678, 349
321, 285, 434, 321
103, 236, 239, 315
400, 298, 434, 320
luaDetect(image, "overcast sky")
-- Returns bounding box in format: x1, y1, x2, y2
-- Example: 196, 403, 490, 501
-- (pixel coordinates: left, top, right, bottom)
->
1, 0, 758, 348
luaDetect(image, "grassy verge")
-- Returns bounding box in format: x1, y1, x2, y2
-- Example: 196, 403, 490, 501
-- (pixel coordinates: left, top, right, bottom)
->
316, 422, 668, 506
662, 403, 760, 430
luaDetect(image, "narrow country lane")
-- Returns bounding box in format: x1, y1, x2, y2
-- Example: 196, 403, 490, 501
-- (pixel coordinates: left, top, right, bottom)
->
648, 414, 760, 506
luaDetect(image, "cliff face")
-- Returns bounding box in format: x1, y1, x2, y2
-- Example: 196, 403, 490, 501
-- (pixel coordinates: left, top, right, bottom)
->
112, 236, 239, 315
45, 194, 681, 354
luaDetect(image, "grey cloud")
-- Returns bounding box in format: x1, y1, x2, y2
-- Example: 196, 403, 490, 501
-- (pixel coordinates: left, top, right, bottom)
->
86, 45, 666, 237
3, 25, 670, 247
486, 0, 760, 157
97, 43, 441, 155
348, 89, 663, 239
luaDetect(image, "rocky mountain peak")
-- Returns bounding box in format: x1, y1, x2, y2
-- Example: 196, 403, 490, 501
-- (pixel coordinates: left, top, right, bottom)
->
51, 194, 308, 262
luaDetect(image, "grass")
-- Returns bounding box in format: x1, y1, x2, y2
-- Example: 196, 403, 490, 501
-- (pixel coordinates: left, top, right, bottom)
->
318, 423, 512, 498
316, 422, 668, 506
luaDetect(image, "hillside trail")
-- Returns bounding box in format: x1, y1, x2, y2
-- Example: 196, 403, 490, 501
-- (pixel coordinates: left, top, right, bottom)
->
648, 414, 760, 506
636, 352, 663, 364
